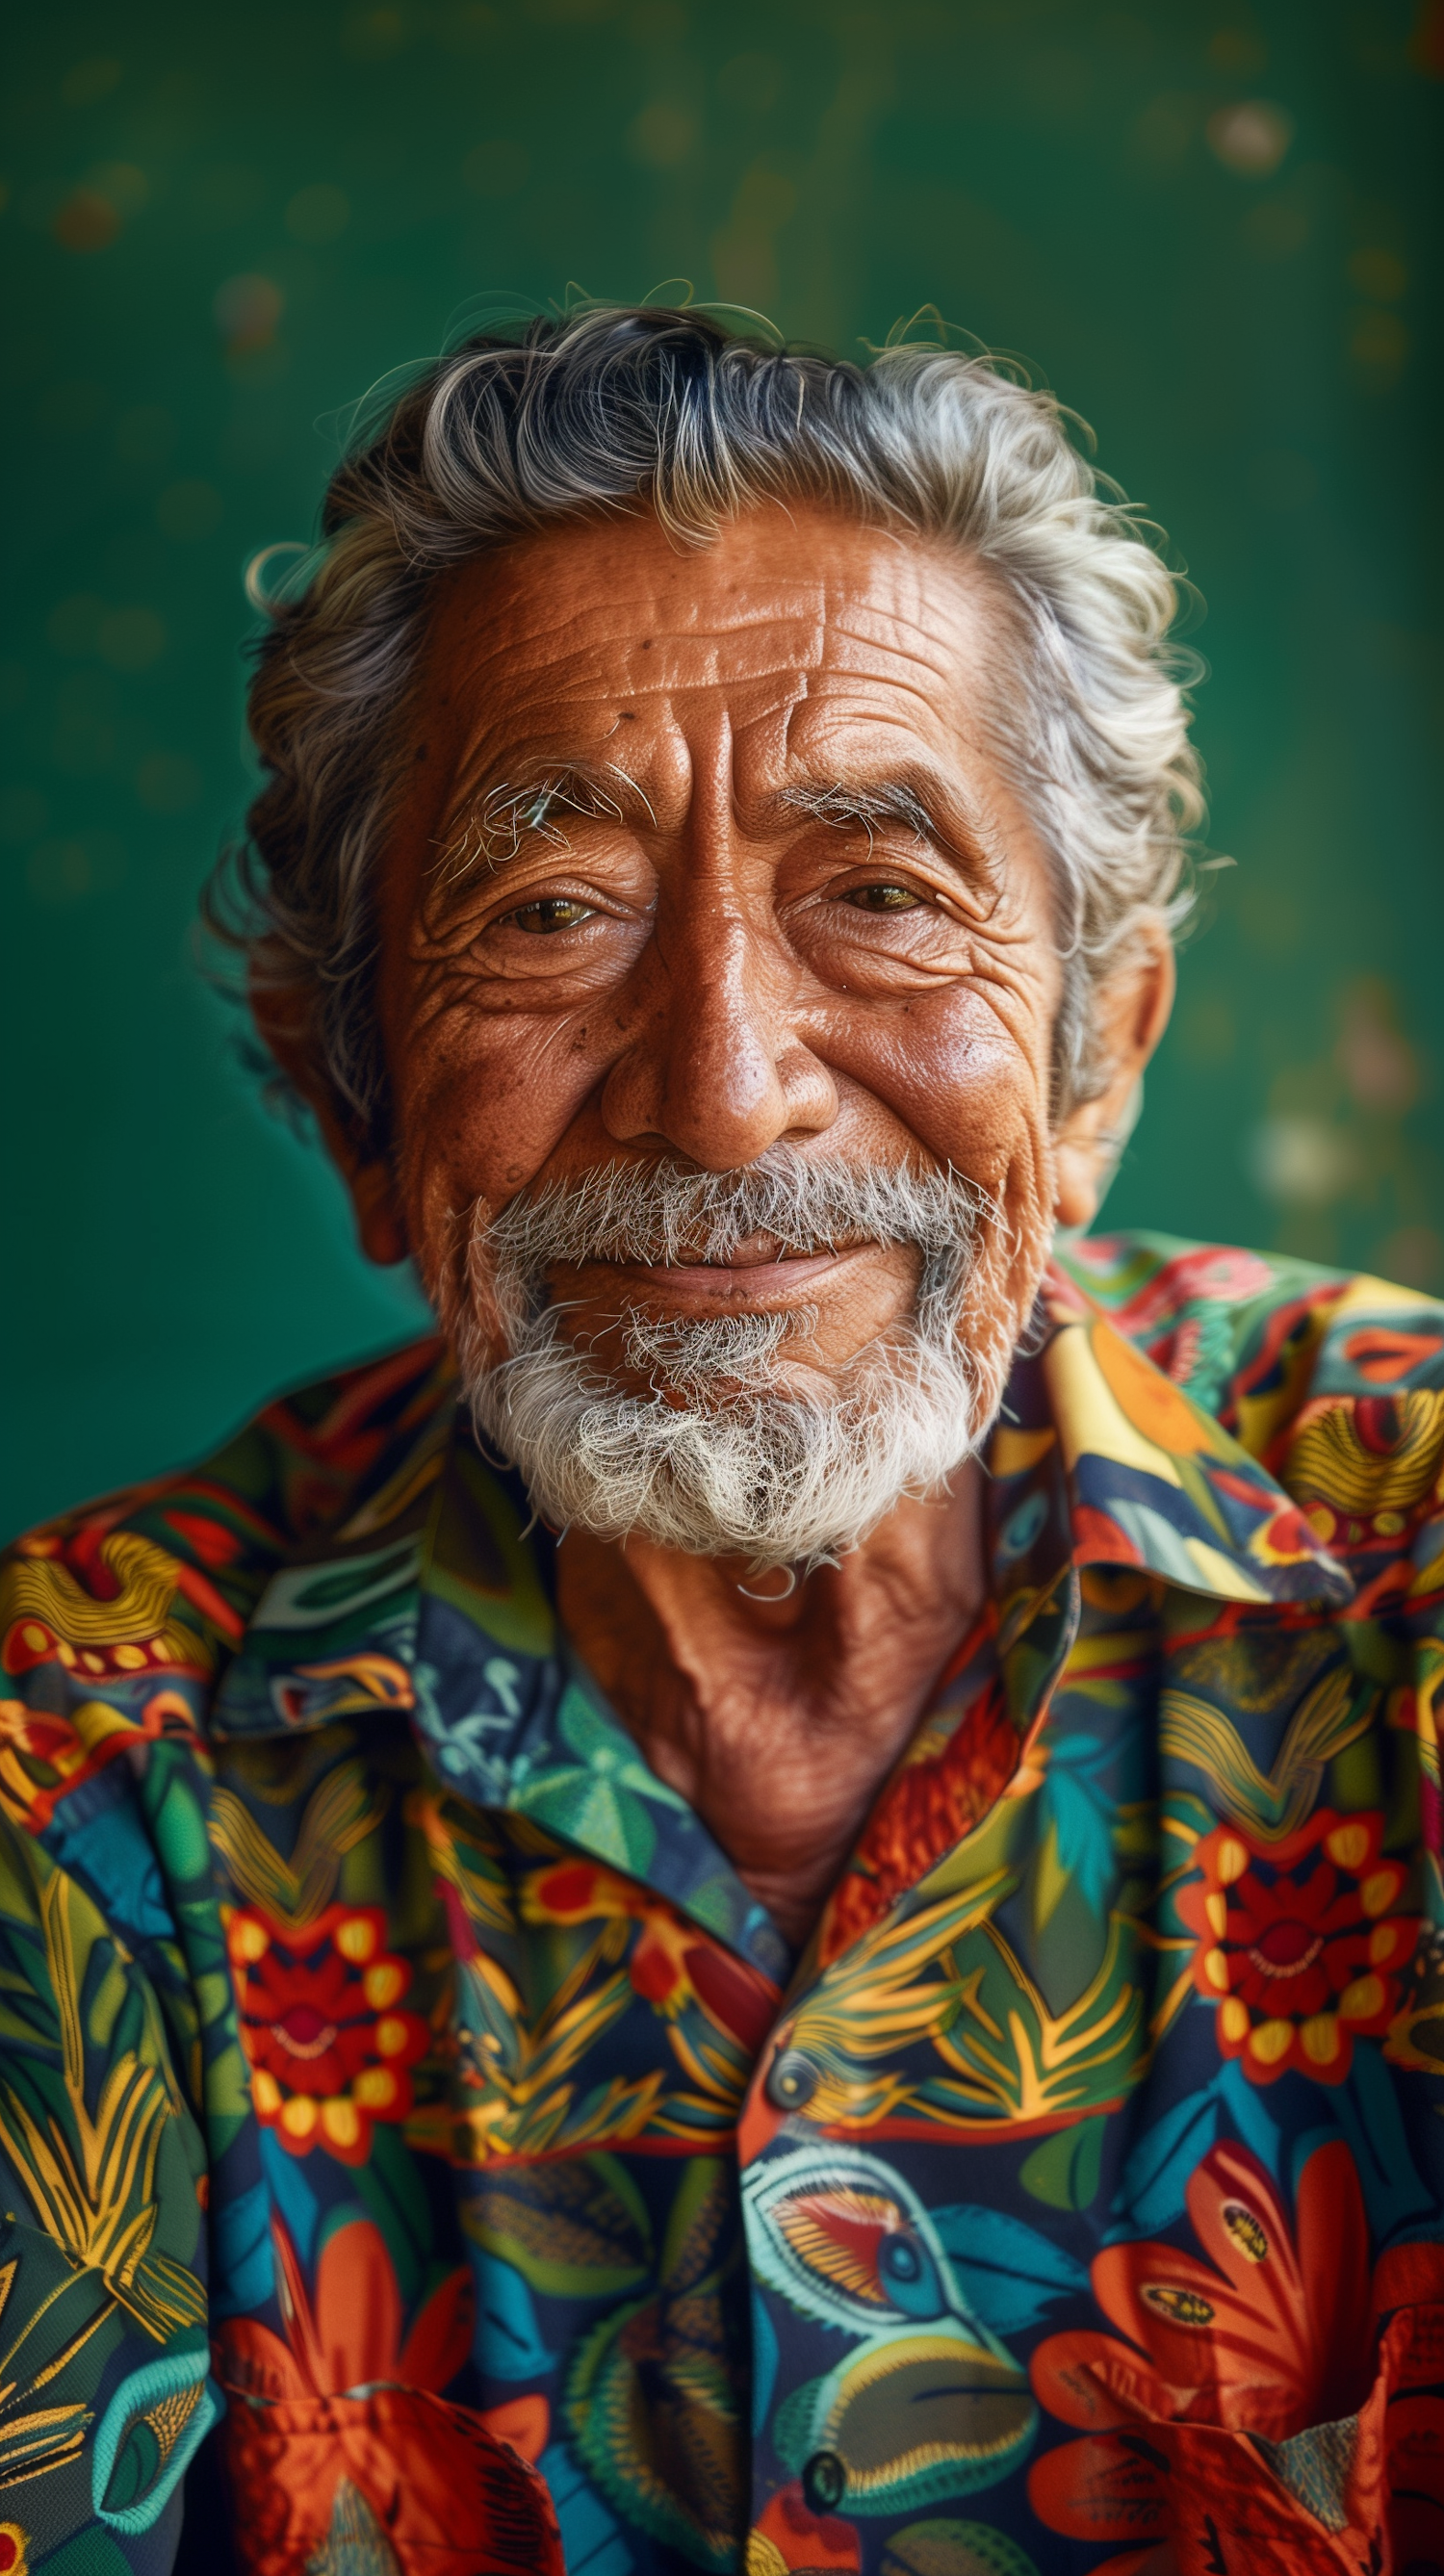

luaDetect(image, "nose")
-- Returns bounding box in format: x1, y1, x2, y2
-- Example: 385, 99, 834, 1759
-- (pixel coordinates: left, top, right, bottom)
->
599, 900, 837, 1170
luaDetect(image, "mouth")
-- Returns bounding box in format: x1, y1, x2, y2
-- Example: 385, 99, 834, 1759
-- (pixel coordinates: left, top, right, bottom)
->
549, 1241, 880, 1315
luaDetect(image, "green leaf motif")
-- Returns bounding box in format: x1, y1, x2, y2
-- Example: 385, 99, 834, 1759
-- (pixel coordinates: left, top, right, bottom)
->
88, 1955, 130, 2052
148, 1767, 215, 1887
882, 2518, 1042, 2576
565, 2270, 742, 2572
659, 2155, 732, 2293
0, 1845, 205, 2342
466, 2151, 653, 2300
1019, 2116, 1106, 2212
519, 1772, 658, 1878
509, 1685, 698, 1878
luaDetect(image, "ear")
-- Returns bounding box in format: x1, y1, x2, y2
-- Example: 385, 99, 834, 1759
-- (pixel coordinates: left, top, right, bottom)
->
1052, 930, 1175, 1231
249, 974, 409, 1268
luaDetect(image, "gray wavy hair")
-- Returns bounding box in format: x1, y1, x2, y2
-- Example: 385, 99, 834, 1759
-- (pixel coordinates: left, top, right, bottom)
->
214, 302, 1202, 1150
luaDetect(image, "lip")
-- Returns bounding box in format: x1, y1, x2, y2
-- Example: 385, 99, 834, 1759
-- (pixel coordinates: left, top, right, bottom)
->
549, 1245, 877, 1312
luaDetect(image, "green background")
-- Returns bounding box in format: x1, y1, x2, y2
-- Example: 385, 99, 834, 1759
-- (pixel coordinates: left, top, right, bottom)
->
2, 0, 1440, 1535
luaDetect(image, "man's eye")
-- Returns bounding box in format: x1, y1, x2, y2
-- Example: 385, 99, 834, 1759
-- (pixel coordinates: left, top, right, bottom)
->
843, 883, 923, 913
506, 897, 594, 934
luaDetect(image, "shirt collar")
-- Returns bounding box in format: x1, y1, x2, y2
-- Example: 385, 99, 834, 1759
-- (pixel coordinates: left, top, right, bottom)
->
211, 1261, 1349, 1750
986, 1261, 1351, 1654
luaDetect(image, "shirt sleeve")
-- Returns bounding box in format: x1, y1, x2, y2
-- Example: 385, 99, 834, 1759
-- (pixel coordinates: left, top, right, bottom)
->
0, 1797, 218, 2570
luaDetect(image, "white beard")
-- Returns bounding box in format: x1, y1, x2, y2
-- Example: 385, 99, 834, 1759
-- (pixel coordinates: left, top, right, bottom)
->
437, 1146, 1019, 1570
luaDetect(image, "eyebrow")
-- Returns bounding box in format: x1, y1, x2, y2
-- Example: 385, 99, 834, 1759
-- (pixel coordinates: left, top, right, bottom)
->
774, 767, 1004, 884
433, 757, 1004, 891
435, 759, 655, 881
778, 777, 937, 844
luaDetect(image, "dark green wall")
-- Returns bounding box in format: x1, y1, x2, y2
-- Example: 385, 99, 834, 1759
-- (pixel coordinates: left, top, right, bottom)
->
3, 0, 1440, 1533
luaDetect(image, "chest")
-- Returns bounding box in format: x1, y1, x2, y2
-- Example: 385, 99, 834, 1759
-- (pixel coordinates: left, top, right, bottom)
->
51, 1568, 1418, 2576
181, 1574, 1421, 2576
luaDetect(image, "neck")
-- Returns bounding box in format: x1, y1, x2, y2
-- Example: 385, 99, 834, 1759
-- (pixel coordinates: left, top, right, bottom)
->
554, 1465, 988, 1948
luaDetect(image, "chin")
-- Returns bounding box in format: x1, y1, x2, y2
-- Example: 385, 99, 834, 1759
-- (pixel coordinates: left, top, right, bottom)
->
457, 1301, 990, 1569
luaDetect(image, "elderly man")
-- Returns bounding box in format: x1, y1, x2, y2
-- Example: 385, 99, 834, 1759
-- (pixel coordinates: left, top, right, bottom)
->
3, 307, 1443, 2576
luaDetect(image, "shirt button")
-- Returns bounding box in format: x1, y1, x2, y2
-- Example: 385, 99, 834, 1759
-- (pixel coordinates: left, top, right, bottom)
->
802, 2451, 846, 2512
766, 2048, 818, 2112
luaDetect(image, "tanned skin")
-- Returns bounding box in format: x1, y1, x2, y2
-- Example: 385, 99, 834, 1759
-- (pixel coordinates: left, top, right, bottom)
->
283, 504, 1173, 1948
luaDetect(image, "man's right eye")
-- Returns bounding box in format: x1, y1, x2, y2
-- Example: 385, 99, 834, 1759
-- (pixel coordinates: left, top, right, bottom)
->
505, 897, 594, 933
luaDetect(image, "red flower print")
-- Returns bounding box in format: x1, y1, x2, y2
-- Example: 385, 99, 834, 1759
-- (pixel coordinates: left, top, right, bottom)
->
218, 2213, 475, 2406
1176, 1807, 1418, 2084
1029, 2141, 1373, 2558
216, 2217, 563, 2576
746, 2481, 860, 2573
478, 2394, 550, 2465
228, 1902, 428, 2163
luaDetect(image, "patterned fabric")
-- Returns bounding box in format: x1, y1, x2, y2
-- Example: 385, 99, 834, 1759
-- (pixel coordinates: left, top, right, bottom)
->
3, 1233, 1444, 2575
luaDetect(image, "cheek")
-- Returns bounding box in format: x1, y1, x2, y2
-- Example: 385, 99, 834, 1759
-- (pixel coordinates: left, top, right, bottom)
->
393, 1008, 610, 1233
823, 986, 1054, 1184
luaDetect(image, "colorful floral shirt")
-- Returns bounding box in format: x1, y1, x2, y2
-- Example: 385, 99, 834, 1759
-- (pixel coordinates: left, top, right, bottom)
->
3, 1232, 1444, 2576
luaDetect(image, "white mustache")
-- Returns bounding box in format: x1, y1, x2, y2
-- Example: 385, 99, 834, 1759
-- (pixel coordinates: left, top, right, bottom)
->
478, 1145, 997, 1339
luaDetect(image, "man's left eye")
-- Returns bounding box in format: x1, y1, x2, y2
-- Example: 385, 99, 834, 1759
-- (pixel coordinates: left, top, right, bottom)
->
506, 897, 594, 933
843, 884, 923, 913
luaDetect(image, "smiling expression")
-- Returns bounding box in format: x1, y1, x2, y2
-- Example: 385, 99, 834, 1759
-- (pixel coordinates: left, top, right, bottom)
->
363, 501, 1112, 1389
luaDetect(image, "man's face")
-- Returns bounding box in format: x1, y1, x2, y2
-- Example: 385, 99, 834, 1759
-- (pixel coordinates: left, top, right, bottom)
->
374, 501, 1067, 1424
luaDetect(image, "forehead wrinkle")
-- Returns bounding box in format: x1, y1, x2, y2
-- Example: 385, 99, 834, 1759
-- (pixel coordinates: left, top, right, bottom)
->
430, 549, 997, 843
449, 637, 964, 786
437, 569, 977, 747
670, 590, 984, 718
761, 666, 987, 772
447, 590, 832, 688
808, 589, 994, 698
431, 506, 990, 690
439, 632, 823, 787
443, 559, 979, 699
443, 666, 817, 825
457, 605, 961, 698
821, 613, 985, 692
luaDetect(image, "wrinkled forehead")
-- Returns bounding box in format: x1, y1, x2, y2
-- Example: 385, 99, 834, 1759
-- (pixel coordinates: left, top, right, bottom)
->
416, 502, 1011, 802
